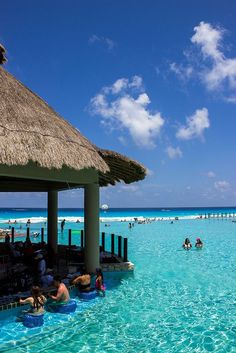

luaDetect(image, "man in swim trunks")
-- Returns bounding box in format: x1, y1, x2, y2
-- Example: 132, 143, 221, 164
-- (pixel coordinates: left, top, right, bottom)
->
48, 275, 70, 303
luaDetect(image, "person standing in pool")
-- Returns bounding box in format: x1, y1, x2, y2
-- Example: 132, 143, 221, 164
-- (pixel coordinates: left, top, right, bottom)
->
195, 237, 203, 248
182, 238, 192, 250
61, 219, 66, 232
49, 275, 70, 303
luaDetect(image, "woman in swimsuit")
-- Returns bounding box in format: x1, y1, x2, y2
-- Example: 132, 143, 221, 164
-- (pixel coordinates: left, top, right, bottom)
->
182, 238, 192, 250
19, 286, 46, 315
195, 237, 203, 248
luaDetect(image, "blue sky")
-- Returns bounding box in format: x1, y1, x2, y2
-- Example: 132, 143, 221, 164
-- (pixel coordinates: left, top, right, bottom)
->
1, 0, 236, 208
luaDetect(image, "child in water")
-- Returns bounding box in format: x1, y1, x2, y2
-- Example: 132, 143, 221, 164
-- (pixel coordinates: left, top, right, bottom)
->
95, 268, 105, 296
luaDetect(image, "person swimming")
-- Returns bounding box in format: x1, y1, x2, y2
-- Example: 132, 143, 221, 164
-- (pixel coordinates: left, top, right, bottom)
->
195, 237, 203, 248
182, 238, 192, 250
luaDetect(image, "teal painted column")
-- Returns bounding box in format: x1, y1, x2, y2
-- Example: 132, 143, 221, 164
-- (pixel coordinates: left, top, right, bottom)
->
47, 190, 58, 254
84, 183, 100, 273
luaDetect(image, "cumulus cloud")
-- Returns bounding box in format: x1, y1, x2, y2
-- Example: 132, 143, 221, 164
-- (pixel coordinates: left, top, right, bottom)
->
207, 171, 215, 178
191, 22, 224, 61
176, 108, 210, 140
89, 76, 165, 148
89, 35, 116, 51
170, 21, 236, 101
166, 146, 183, 159
191, 22, 236, 92
214, 180, 230, 191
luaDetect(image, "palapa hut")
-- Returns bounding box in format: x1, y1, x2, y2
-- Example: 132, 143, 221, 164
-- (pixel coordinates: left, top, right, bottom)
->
0, 45, 146, 272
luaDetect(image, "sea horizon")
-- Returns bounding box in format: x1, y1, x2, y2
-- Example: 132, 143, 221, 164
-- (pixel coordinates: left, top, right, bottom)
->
0, 206, 235, 210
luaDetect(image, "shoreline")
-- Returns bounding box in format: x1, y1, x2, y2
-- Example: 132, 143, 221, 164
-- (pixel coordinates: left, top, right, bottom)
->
0, 213, 235, 224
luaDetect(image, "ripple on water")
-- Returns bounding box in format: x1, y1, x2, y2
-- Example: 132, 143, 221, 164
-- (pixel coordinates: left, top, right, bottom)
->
0, 219, 236, 352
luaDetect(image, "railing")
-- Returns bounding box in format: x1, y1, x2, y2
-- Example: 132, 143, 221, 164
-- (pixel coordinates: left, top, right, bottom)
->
67, 230, 129, 262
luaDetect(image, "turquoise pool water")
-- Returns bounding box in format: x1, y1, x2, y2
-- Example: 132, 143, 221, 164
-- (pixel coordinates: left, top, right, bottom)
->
0, 213, 236, 352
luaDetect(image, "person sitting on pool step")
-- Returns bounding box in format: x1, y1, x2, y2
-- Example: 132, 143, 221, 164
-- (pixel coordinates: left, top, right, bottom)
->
72, 268, 91, 292
48, 275, 70, 304
19, 286, 46, 315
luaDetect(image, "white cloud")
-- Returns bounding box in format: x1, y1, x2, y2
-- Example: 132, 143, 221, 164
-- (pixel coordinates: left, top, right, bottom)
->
166, 146, 183, 159
169, 62, 193, 80
146, 168, 154, 176
104, 76, 143, 94
192, 22, 236, 94
170, 22, 236, 101
225, 95, 236, 103
214, 180, 230, 192
89, 35, 116, 51
155, 66, 160, 76
118, 136, 127, 146
120, 184, 139, 192
207, 171, 215, 178
110, 78, 129, 94
176, 108, 210, 140
191, 22, 224, 61
90, 76, 165, 148
129, 75, 143, 89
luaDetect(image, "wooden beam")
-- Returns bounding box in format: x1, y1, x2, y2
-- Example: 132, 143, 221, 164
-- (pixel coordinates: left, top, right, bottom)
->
0, 162, 99, 184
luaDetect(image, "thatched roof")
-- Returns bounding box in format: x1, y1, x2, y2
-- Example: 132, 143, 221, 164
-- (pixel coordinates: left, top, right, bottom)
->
97, 148, 146, 186
0, 67, 108, 173
0, 66, 146, 186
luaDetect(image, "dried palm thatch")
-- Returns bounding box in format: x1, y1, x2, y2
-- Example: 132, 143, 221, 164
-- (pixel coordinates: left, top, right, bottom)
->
0, 66, 146, 186
97, 148, 146, 186
0, 67, 109, 173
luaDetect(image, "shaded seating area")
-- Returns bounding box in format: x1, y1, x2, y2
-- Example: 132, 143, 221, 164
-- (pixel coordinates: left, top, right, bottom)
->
0, 228, 130, 302
0, 241, 50, 296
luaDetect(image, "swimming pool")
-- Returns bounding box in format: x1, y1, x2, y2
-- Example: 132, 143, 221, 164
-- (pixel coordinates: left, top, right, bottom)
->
0, 217, 235, 352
